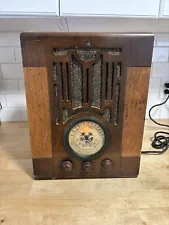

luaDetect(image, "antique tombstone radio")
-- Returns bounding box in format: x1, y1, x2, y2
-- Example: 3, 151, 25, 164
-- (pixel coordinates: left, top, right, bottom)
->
21, 33, 154, 179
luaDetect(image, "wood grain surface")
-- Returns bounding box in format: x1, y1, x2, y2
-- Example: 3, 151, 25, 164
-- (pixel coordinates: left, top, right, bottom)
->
20, 33, 154, 67
24, 67, 53, 158
122, 67, 151, 157
0, 120, 169, 225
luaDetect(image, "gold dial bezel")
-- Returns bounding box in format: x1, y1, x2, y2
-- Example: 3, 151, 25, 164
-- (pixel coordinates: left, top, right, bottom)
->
63, 116, 109, 160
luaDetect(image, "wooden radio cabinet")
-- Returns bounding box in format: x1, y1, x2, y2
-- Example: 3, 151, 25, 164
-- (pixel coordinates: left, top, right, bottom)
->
20, 33, 154, 179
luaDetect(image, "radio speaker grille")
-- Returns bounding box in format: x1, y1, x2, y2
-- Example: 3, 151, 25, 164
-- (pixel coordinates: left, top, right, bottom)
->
52, 48, 123, 125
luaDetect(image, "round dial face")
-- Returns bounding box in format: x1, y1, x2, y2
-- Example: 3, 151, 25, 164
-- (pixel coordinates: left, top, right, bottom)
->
68, 120, 105, 158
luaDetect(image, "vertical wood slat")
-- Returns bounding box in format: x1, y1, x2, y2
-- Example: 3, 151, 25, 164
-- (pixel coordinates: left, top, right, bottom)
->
102, 54, 114, 103
54, 55, 72, 117
107, 61, 113, 100
51, 62, 61, 125
122, 67, 151, 157
82, 64, 87, 104
62, 62, 68, 100
67, 58, 73, 115
59, 62, 64, 100
111, 63, 115, 100
58, 62, 63, 123
67, 61, 72, 102
24, 67, 52, 158
111, 61, 118, 124
54, 84, 59, 124
88, 66, 93, 106
101, 56, 106, 108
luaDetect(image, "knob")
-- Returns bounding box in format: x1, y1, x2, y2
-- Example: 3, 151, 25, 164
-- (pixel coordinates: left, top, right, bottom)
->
62, 160, 72, 172
102, 159, 112, 171
82, 161, 92, 173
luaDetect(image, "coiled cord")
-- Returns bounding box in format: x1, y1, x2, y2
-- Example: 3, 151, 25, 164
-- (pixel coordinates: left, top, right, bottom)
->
141, 95, 169, 155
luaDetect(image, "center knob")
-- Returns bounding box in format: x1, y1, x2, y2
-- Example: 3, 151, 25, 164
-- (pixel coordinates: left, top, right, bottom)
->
82, 161, 93, 173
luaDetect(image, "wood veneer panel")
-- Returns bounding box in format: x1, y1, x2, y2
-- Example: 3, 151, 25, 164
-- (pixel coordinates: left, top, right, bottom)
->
120, 156, 140, 177
24, 67, 52, 158
20, 33, 154, 67
122, 67, 151, 157
33, 158, 53, 179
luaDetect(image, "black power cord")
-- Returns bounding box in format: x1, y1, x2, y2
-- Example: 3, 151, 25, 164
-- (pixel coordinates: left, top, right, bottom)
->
141, 94, 169, 155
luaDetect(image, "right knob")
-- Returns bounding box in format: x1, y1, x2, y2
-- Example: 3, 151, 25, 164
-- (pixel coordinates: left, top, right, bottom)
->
102, 159, 113, 171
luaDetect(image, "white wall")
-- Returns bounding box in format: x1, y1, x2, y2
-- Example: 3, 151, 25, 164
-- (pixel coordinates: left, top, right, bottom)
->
0, 32, 169, 122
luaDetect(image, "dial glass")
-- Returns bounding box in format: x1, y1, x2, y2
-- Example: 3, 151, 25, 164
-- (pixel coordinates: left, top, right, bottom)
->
68, 120, 105, 157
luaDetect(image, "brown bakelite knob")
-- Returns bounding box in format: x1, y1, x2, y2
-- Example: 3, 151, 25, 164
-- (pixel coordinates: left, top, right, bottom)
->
102, 159, 112, 171
62, 161, 72, 172
82, 161, 92, 173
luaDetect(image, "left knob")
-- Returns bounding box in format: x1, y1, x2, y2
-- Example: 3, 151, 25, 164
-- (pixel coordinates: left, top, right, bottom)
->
62, 161, 72, 172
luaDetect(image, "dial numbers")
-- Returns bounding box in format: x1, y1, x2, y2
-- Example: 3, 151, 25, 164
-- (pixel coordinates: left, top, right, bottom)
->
68, 121, 105, 157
